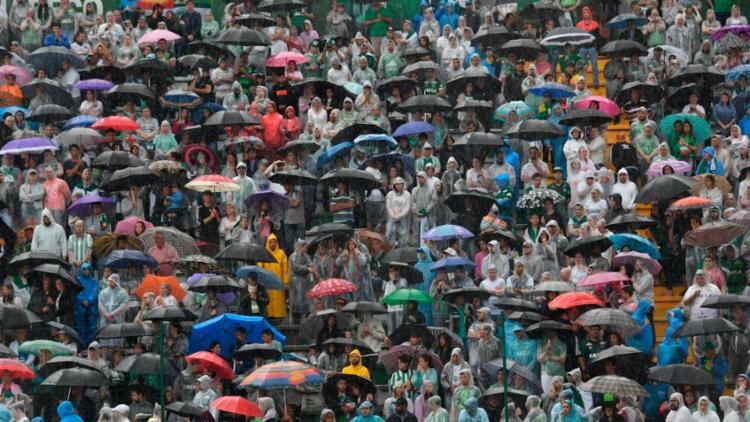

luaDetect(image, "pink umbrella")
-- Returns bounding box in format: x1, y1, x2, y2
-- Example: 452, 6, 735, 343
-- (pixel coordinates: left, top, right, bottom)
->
114, 216, 154, 236
646, 160, 693, 176
612, 251, 662, 274
575, 95, 621, 118
0, 65, 32, 85
578, 271, 630, 288
265, 51, 308, 67
138, 29, 182, 44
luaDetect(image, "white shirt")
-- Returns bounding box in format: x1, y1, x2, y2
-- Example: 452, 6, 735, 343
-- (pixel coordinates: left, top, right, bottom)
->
479, 276, 505, 305
683, 282, 721, 319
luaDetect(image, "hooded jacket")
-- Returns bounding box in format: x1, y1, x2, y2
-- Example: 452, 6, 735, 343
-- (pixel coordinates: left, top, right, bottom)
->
691, 397, 720, 422
696, 146, 724, 176
75, 262, 99, 344
58, 401, 84, 422
666, 393, 691, 422
610, 169, 637, 210
222, 80, 250, 111
657, 307, 688, 365
342, 349, 371, 379
260, 233, 288, 318
386, 178, 412, 221
626, 300, 655, 354
31, 208, 67, 258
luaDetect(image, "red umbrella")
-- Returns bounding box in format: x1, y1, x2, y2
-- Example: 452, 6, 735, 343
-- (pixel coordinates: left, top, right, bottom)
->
92, 116, 141, 131
577, 272, 630, 288
549, 292, 604, 310
266, 51, 308, 67
136, 0, 175, 9
307, 278, 358, 299
185, 351, 235, 380
667, 196, 713, 211
0, 358, 35, 379
210, 396, 262, 418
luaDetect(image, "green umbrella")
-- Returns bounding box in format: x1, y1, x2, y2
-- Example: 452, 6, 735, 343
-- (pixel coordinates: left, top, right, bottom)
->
659, 113, 712, 144
19, 340, 73, 357
383, 288, 433, 305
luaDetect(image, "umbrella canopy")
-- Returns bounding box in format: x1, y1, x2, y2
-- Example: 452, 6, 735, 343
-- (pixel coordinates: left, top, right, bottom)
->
266, 51, 308, 67
316, 141, 353, 167
659, 113, 712, 143
63, 115, 98, 129
0, 305, 41, 329
95, 323, 153, 339
114, 216, 154, 236
28, 46, 86, 76
667, 64, 724, 87
423, 224, 474, 241
574, 96, 621, 118
558, 108, 613, 127
189, 275, 242, 294
615, 81, 665, 105
667, 196, 714, 212
301, 310, 353, 341
383, 288, 433, 305
186, 351, 235, 380
185, 174, 240, 193
590, 345, 643, 366
22, 79, 75, 108
471, 25, 517, 47
612, 251, 662, 274
189, 314, 285, 360
445, 190, 496, 214
526, 321, 573, 336
90, 151, 144, 170
26, 264, 78, 288
8, 251, 70, 271
276, 140, 321, 156
541, 26, 595, 46
0, 65, 31, 85
667, 83, 712, 109
211, 396, 262, 418
178, 54, 219, 70
37, 356, 106, 378
636, 175, 695, 203
712, 23, 750, 40
100, 167, 160, 192
28, 104, 74, 123
342, 301, 388, 314
445, 70, 502, 96
381, 345, 443, 374
215, 242, 277, 263
531, 281, 575, 295
203, 110, 260, 127
0, 358, 35, 379
67, 194, 116, 217
430, 256, 476, 272
0, 137, 57, 155
240, 360, 323, 388
92, 115, 141, 132
606, 214, 657, 231
216, 27, 270, 46
307, 279, 358, 299
139, 28, 182, 44
606, 13, 647, 29
41, 367, 109, 388
392, 121, 435, 138
549, 292, 604, 310
134, 274, 187, 302
504, 119, 565, 140
494, 101, 535, 122
441, 287, 490, 303
330, 122, 387, 145
160, 89, 202, 109
499, 38, 542, 59
701, 294, 750, 309
116, 353, 179, 377
165, 402, 207, 418
257, 0, 306, 11
576, 308, 642, 336
233, 343, 283, 362
74, 78, 115, 91
397, 95, 453, 114
682, 222, 747, 248
235, 12, 276, 27
580, 375, 649, 397
672, 317, 739, 337
600, 40, 647, 57
143, 306, 196, 323
609, 233, 661, 259
19, 340, 72, 357
578, 272, 631, 288
454, 132, 505, 148
245, 190, 291, 215
648, 364, 715, 385
268, 169, 318, 187
100, 249, 157, 270
353, 133, 397, 148
235, 266, 284, 290
140, 227, 200, 257
320, 168, 380, 190
528, 83, 575, 99
563, 235, 612, 257
56, 127, 106, 146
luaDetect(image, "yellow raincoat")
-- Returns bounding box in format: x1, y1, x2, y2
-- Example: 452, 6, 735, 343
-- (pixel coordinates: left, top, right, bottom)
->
259, 234, 288, 318
341, 349, 371, 379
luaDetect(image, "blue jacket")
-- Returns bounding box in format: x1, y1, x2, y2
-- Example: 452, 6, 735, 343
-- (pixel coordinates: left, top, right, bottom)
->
656, 307, 688, 365
75, 263, 99, 319
43, 33, 71, 48
626, 300, 655, 355
415, 246, 435, 326
57, 401, 84, 422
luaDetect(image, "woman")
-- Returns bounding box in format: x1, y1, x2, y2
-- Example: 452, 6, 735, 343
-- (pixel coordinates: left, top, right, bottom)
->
433, 333, 454, 365
715, 92, 737, 136
569, 253, 588, 285
239, 273, 269, 317
0, 283, 21, 306
79, 90, 103, 116
54, 278, 75, 327
156, 283, 178, 307
75, 263, 98, 345
414, 380, 437, 422
259, 234, 288, 318
703, 255, 727, 293
285, 60, 304, 82
219, 203, 240, 247
282, 105, 301, 141
335, 238, 373, 302
300, 20, 319, 51
315, 314, 341, 345
307, 97, 327, 131
28, 275, 57, 322
153, 120, 178, 155
424, 396, 448, 422
90, 42, 113, 66
288, 239, 313, 318
172, 108, 192, 137
411, 355, 439, 394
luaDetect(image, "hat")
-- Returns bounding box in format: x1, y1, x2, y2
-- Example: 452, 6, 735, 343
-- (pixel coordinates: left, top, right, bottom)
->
360, 401, 374, 409
488, 240, 499, 247
113, 405, 130, 415
443, 247, 457, 256
310, 39, 320, 48
237, 162, 247, 169
488, 264, 497, 270
585, 171, 595, 179
423, 142, 433, 149
388, 26, 395, 31
528, 63, 536, 71
28, 169, 37, 175
88, 341, 100, 350
546, 220, 558, 227
107, 274, 120, 284
362, 80, 372, 88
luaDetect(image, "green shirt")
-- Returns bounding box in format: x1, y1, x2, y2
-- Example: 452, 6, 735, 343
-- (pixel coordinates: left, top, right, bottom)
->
715, 0, 733, 12
423, 79, 442, 95
364, 6, 390, 37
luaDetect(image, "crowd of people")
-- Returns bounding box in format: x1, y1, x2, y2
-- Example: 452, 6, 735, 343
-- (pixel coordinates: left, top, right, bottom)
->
3, 0, 750, 421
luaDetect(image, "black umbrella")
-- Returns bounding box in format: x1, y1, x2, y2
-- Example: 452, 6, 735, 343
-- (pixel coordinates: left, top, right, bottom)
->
233, 343, 283, 361
302, 310, 353, 340
667, 83, 712, 109
269, 169, 318, 186
188, 41, 235, 59
27, 104, 73, 123
320, 168, 380, 189
104, 83, 157, 106
290, 78, 346, 99
28, 46, 86, 76
496, 297, 539, 312
454, 99, 494, 112
47, 321, 84, 346
504, 119, 564, 140
564, 235, 613, 257
442, 287, 490, 303
377, 261, 424, 284
277, 140, 322, 156
91, 151, 144, 170
178, 54, 219, 70
472, 25, 517, 48
398, 95, 453, 114
27, 264, 79, 288
143, 306, 197, 322
125, 59, 175, 79
95, 323, 154, 339
500, 38, 542, 59
215, 242, 278, 263
600, 40, 647, 56
81, 65, 126, 85
305, 223, 354, 238
0, 305, 41, 329
320, 337, 373, 354
188, 275, 242, 294
216, 27, 270, 46
388, 324, 434, 347
342, 301, 388, 314
376, 76, 419, 98
558, 109, 612, 127
257, 0, 305, 11
323, 373, 377, 407
480, 387, 530, 408
635, 175, 694, 203
0, 344, 15, 358
541, 26, 595, 46
590, 345, 642, 365
667, 64, 724, 87
476, 230, 521, 248
606, 213, 657, 231
402, 47, 434, 61
454, 132, 505, 147
519, 2, 561, 21
9, 250, 70, 271
166, 402, 206, 418
115, 352, 179, 377
445, 190, 496, 214
508, 311, 544, 324
701, 294, 750, 309
648, 364, 715, 385
41, 367, 109, 388
21, 79, 75, 108
235, 12, 276, 28
427, 326, 464, 348
38, 356, 106, 378
672, 317, 740, 337
99, 166, 160, 192
615, 81, 665, 105
383, 247, 424, 265
203, 110, 260, 127
525, 320, 573, 336
401, 61, 445, 81
330, 123, 387, 145
446, 69, 502, 97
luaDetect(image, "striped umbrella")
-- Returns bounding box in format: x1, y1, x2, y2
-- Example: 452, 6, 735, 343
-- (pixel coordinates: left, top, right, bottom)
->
240, 361, 323, 388
185, 174, 240, 193
579, 375, 649, 397
307, 279, 358, 299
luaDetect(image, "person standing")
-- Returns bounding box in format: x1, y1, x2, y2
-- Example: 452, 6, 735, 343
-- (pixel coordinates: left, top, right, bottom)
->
575, 7, 600, 89
259, 234, 288, 319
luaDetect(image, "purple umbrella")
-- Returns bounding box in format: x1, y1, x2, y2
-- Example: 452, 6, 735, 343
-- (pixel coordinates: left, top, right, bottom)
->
186, 273, 235, 305
392, 121, 435, 138
244, 190, 291, 215
0, 137, 58, 155
67, 194, 116, 217
74, 79, 115, 91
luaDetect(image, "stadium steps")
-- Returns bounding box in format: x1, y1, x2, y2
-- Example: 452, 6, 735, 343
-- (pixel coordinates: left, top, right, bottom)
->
653, 286, 694, 363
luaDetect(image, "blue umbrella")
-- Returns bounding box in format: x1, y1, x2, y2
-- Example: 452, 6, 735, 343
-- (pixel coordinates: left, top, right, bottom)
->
235, 266, 284, 290
101, 250, 159, 269
726, 64, 750, 82
423, 225, 474, 241
609, 233, 661, 259
606, 13, 648, 30
188, 314, 286, 360
317, 141, 353, 167
63, 115, 98, 130
66, 194, 116, 217
369, 152, 415, 175
245, 190, 291, 215
393, 121, 435, 138
353, 133, 397, 148
192, 102, 225, 123
494, 101, 534, 122
430, 256, 476, 272
529, 83, 575, 98
0, 106, 29, 117
160, 89, 202, 109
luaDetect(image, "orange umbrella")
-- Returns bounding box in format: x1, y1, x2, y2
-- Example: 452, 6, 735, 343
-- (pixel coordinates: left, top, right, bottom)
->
667, 196, 713, 212
548, 292, 604, 310
135, 274, 186, 302
137, 0, 175, 9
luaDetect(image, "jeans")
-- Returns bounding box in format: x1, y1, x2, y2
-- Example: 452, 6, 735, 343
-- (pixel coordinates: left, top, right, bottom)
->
386, 216, 410, 248
580, 46, 599, 88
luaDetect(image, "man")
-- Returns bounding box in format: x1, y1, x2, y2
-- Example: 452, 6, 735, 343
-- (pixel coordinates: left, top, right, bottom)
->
135, 106, 159, 144
31, 209, 67, 258
682, 269, 721, 320
576, 7, 600, 89
67, 219, 92, 272
127, 386, 154, 421
634, 123, 659, 165
342, 349, 370, 379
489, 149, 516, 189
44, 23, 70, 48
174, 360, 203, 403
97, 274, 128, 327
352, 401, 385, 422
503, 59, 525, 102
411, 172, 433, 244
610, 168, 637, 211
147, 231, 179, 276
180, 0, 201, 42
619, 18, 646, 44
261, 328, 282, 352
198, 191, 220, 246
97, 12, 124, 47
386, 397, 418, 422
521, 146, 549, 185
211, 58, 234, 103
364, 1, 392, 54
481, 240, 510, 279
548, 167, 571, 212
42, 165, 70, 224
576, 325, 607, 374
73, 168, 98, 196
270, 73, 293, 112
479, 265, 505, 306
222, 81, 249, 111
388, 355, 412, 392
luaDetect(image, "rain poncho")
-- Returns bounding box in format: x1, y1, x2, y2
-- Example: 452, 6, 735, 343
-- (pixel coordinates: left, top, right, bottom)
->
31, 208, 67, 258
657, 307, 688, 365
57, 401, 83, 422
506, 322, 538, 368
288, 239, 313, 315
458, 397, 489, 422
696, 146, 725, 176
626, 299, 654, 355
667, 393, 691, 422
610, 168, 637, 210
97, 276, 128, 326
415, 245, 435, 325
352, 402, 385, 422
259, 234, 288, 318
450, 369, 480, 421
425, 396, 449, 422
342, 349, 371, 379
720, 397, 740, 422
524, 396, 546, 422
440, 348, 470, 412
335, 241, 373, 302
691, 397, 720, 422
75, 262, 99, 345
